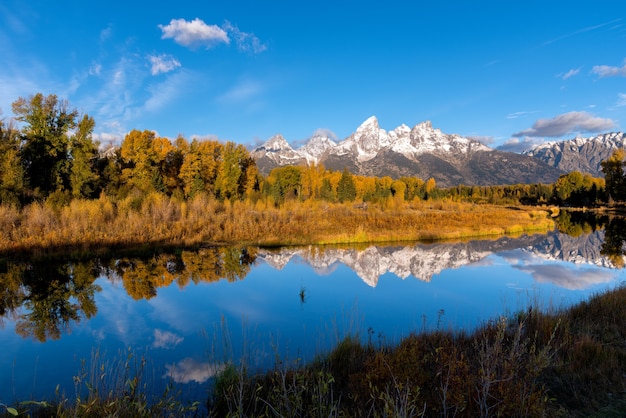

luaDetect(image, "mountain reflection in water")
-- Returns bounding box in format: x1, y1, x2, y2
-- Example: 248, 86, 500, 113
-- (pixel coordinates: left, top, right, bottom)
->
0, 212, 625, 403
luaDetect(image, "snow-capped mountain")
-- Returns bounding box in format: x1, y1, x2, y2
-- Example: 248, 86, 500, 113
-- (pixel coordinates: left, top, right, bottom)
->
523, 132, 626, 178
252, 134, 307, 170
299, 133, 337, 164
251, 116, 563, 186
256, 230, 622, 289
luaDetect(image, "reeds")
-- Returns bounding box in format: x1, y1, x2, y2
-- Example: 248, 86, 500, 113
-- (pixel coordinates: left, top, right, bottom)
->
0, 195, 554, 259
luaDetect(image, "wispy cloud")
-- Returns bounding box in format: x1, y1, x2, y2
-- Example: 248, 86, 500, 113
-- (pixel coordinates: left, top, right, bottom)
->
143, 70, 190, 112
147, 54, 181, 75
100, 24, 113, 43
89, 62, 102, 76
542, 18, 622, 46
506, 110, 539, 120
222, 20, 267, 54
513, 111, 616, 138
218, 79, 264, 103
592, 59, 626, 78
560, 68, 580, 80
159, 18, 229, 48
617, 93, 626, 108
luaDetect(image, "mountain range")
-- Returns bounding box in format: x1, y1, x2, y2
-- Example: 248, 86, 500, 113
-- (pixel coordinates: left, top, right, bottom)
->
251, 116, 626, 186
256, 230, 618, 289
522, 132, 626, 178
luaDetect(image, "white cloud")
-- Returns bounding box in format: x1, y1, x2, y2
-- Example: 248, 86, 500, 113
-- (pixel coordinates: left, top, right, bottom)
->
513, 111, 616, 138
153, 329, 183, 349
616, 93, 626, 107
147, 54, 181, 75
159, 18, 229, 48
592, 59, 626, 78
222, 21, 267, 54
496, 137, 544, 153
312, 128, 338, 141
468, 135, 495, 146
506, 110, 538, 120
164, 358, 224, 384
515, 264, 614, 290
561, 68, 580, 80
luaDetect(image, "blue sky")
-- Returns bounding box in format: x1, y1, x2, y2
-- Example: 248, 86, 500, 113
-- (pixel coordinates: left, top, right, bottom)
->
1, 1, 625, 151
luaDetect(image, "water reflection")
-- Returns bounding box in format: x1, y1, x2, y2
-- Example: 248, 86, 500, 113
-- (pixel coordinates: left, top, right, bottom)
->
1, 214, 624, 344
1, 213, 625, 403
0, 261, 100, 342
601, 216, 626, 268
0, 247, 256, 342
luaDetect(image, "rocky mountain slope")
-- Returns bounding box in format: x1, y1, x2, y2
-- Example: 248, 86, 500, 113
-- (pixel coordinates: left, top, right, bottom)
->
523, 132, 626, 178
251, 116, 564, 187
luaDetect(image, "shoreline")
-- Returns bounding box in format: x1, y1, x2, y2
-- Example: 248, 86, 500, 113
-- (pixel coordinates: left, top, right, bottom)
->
0, 198, 554, 260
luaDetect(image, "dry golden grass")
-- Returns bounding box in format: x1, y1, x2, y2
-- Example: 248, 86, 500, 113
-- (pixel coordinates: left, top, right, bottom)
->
0, 195, 554, 257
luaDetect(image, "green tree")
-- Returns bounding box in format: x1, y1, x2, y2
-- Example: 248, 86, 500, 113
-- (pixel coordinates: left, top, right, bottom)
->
120, 129, 160, 193
215, 142, 255, 200
337, 168, 357, 203
601, 149, 626, 203
554, 172, 584, 203
267, 166, 302, 203
319, 177, 335, 201
0, 117, 25, 204
69, 115, 100, 198
12, 93, 79, 197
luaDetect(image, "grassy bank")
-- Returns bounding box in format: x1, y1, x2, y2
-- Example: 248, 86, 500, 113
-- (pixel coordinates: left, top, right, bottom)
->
3, 284, 626, 417
0, 193, 554, 259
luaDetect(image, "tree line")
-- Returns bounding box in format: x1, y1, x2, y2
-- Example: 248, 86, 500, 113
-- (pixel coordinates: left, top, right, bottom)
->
2, 93, 625, 209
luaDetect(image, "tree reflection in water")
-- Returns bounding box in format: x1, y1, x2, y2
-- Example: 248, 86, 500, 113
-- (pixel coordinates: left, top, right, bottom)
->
601, 216, 626, 268
0, 247, 257, 342
0, 261, 101, 342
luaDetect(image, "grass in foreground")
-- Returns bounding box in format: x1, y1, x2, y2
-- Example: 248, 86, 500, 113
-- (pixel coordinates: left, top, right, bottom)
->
3, 284, 626, 417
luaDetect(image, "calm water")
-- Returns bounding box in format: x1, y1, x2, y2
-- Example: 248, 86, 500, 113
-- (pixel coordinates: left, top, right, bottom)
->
1, 215, 625, 403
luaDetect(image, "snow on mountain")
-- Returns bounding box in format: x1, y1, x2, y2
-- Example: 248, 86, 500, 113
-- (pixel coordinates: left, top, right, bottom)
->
257, 231, 622, 288
250, 116, 563, 185
262, 134, 293, 152
250, 133, 307, 170
299, 133, 337, 164
252, 116, 491, 167
523, 132, 626, 177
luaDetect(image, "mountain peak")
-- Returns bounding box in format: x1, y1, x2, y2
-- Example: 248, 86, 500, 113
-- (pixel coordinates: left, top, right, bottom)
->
415, 120, 433, 130
360, 115, 379, 127
300, 134, 337, 162
263, 134, 292, 152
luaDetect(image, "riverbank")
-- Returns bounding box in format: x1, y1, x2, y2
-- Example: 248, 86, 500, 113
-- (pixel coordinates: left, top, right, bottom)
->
2, 283, 625, 417
0, 194, 554, 260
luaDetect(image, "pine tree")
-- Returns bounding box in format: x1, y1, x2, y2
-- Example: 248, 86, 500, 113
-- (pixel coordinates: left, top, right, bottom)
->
337, 168, 357, 203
